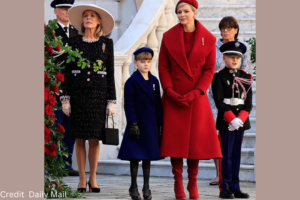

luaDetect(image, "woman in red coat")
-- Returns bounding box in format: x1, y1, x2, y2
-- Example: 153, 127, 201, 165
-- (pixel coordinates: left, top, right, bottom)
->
158, 0, 222, 199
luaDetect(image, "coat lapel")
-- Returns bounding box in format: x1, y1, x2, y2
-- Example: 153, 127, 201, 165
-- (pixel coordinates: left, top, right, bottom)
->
132, 71, 155, 102
162, 23, 192, 77
187, 20, 216, 67
56, 23, 68, 39
69, 24, 78, 38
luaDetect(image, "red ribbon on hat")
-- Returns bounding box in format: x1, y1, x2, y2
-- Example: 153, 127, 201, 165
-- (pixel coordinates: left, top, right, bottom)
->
175, 0, 199, 13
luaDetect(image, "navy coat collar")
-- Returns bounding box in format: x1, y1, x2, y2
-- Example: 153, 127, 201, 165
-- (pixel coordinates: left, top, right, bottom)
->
131, 70, 156, 102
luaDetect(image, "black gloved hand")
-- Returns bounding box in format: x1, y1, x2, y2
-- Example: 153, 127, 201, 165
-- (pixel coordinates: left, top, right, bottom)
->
129, 122, 140, 140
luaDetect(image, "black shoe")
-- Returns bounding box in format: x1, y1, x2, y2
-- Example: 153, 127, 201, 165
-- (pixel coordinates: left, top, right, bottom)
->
88, 180, 100, 193
129, 188, 141, 200
77, 181, 87, 193
142, 187, 152, 200
232, 190, 249, 199
219, 189, 234, 199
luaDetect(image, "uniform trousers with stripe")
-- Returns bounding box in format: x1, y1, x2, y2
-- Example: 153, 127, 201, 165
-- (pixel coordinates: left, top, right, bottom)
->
219, 130, 244, 192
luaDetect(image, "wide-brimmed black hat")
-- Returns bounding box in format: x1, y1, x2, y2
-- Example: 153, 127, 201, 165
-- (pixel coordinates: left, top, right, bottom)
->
220, 41, 247, 57
51, 0, 74, 8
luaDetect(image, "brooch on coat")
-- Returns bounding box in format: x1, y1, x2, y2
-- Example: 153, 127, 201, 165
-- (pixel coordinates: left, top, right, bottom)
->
102, 43, 106, 52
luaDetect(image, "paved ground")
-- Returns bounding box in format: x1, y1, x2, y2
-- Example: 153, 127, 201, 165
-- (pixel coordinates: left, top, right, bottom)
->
63, 173, 256, 200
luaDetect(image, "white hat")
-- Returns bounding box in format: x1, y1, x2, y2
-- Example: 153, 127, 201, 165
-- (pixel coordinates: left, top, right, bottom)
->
68, 4, 115, 35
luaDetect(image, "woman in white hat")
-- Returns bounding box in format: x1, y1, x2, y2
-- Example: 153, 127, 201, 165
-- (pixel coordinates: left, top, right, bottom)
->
59, 4, 116, 193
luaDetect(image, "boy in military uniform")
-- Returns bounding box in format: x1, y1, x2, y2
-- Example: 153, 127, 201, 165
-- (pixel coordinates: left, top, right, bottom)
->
212, 41, 253, 199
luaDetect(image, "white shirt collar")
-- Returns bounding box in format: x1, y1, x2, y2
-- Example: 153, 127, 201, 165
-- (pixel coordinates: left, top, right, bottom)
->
57, 21, 69, 29
57, 21, 70, 37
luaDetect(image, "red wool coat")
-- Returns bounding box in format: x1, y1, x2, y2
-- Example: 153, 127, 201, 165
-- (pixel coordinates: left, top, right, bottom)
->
158, 20, 222, 159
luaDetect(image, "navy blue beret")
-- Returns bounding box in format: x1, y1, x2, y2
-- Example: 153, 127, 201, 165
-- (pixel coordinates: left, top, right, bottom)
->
220, 41, 247, 57
51, 0, 74, 8
133, 47, 154, 57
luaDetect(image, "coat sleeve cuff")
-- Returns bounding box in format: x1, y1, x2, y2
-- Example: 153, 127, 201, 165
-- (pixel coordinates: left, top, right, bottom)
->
224, 111, 236, 123
238, 110, 249, 122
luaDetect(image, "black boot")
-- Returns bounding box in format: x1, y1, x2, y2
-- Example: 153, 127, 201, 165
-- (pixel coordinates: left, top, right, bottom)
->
219, 189, 234, 199
232, 190, 249, 199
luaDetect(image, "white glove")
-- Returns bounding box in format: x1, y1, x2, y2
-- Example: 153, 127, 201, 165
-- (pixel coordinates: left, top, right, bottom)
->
228, 124, 235, 131
106, 102, 115, 116
230, 117, 244, 130
62, 100, 71, 117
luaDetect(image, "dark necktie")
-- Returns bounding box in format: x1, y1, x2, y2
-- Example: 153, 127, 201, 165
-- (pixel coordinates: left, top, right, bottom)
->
63, 27, 68, 33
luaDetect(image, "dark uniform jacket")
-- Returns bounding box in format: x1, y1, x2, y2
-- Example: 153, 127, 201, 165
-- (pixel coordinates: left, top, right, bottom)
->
212, 66, 253, 131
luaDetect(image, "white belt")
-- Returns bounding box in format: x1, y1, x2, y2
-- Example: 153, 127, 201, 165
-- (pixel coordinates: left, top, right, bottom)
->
223, 98, 244, 106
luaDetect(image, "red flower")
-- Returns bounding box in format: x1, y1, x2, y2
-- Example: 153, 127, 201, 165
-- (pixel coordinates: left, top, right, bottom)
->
62, 136, 65, 139
52, 84, 59, 94
45, 58, 48, 62
48, 151, 56, 157
45, 73, 50, 83
53, 34, 56, 37
55, 71, 64, 82
48, 144, 57, 156
45, 87, 50, 102
45, 127, 51, 136
48, 95, 56, 106
45, 87, 50, 95
45, 146, 49, 155
45, 93, 49, 102
57, 123, 65, 134
45, 134, 51, 143
56, 44, 61, 51
45, 104, 53, 116
45, 45, 54, 55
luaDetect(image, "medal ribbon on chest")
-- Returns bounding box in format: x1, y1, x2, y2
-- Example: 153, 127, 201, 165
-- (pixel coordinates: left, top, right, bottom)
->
102, 43, 106, 52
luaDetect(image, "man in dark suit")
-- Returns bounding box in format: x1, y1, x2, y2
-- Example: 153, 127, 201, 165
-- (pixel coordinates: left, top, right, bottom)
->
51, 0, 78, 44
51, 0, 79, 176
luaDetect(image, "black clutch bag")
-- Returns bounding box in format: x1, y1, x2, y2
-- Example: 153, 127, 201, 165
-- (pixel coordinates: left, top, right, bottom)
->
103, 114, 119, 146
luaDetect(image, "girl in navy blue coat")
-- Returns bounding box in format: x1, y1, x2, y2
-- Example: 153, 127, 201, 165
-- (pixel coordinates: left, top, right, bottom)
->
118, 47, 163, 200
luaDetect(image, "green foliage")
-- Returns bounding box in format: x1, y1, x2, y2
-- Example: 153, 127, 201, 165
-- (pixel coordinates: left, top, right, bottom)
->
44, 19, 86, 199
245, 37, 256, 80
245, 37, 256, 63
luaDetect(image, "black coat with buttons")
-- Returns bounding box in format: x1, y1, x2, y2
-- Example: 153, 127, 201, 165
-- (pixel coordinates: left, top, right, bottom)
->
60, 35, 116, 140
211, 67, 253, 131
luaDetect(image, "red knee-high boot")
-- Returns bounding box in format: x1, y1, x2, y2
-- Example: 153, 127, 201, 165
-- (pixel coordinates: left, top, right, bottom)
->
171, 157, 186, 200
187, 159, 200, 199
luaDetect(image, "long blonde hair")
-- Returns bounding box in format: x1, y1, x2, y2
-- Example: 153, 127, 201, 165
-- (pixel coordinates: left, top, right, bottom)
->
79, 10, 104, 38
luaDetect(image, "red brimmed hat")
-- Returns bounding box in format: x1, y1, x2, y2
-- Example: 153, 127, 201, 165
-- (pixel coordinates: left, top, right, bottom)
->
175, 0, 199, 13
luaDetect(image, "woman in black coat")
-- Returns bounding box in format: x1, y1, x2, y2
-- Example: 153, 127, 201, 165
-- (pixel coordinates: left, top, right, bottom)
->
60, 4, 116, 192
